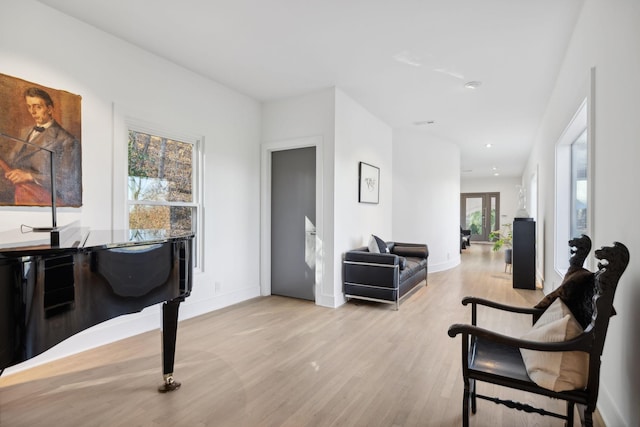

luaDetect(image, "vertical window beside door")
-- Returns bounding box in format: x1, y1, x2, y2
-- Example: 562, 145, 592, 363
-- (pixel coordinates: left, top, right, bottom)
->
571, 130, 588, 238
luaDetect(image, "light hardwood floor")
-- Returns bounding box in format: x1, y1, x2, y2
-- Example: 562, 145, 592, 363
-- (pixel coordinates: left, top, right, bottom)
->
0, 244, 604, 426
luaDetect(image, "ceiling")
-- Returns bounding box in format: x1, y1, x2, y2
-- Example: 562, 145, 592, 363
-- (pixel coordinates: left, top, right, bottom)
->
37, 0, 584, 178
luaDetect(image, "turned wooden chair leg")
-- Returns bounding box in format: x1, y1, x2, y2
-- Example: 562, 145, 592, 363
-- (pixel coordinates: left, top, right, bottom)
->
576, 403, 594, 427
470, 378, 477, 414
462, 390, 470, 427
566, 401, 574, 427
584, 411, 594, 427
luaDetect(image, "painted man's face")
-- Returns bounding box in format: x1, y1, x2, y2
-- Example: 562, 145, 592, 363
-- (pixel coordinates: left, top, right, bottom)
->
25, 96, 53, 125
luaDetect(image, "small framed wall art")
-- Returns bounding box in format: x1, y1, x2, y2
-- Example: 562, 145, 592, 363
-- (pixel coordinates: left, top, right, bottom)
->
358, 161, 379, 204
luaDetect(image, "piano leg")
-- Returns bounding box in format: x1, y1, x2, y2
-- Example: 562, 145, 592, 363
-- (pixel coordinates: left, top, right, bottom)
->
158, 298, 182, 393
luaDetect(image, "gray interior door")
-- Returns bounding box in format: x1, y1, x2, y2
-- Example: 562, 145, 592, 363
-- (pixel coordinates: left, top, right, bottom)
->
271, 147, 316, 301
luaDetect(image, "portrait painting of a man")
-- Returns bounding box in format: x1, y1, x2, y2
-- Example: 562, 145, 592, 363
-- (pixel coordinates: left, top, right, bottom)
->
0, 73, 82, 207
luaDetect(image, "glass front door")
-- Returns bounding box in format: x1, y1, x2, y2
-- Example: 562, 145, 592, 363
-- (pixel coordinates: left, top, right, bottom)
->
461, 192, 500, 242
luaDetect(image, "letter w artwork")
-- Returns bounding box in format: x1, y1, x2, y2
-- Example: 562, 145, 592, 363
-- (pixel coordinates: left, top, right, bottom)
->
364, 177, 377, 191
358, 162, 380, 204
0, 73, 82, 207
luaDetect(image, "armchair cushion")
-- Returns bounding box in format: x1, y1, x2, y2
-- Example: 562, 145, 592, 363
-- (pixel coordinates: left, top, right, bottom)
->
533, 267, 595, 328
520, 298, 589, 392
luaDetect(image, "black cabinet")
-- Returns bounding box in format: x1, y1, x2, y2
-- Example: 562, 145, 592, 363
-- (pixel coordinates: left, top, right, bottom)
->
512, 218, 535, 289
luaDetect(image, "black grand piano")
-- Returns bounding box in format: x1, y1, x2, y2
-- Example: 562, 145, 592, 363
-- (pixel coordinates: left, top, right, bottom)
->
0, 226, 194, 392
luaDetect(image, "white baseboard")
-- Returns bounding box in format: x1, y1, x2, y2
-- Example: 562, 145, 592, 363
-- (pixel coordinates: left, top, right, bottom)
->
317, 292, 342, 308
180, 287, 261, 320
429, 258, 461, 273
597, 383, 627, 427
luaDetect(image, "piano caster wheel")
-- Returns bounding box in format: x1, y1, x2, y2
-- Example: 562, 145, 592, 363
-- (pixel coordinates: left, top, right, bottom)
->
158, 374, 181, 393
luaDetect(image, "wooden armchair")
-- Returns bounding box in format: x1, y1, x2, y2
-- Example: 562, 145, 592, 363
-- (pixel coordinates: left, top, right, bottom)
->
448, 236, 629, 427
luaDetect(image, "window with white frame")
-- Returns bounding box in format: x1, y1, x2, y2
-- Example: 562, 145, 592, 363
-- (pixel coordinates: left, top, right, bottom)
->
570, 130, 588, 238
127, 128, 201, 268
555, 99, 590, 275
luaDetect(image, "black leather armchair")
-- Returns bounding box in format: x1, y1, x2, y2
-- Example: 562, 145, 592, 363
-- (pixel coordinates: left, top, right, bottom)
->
343, 242, 428, 310
461, 226, 471, 251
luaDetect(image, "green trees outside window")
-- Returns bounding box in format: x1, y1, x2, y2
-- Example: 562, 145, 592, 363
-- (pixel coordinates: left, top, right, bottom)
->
127, 130, 194, 232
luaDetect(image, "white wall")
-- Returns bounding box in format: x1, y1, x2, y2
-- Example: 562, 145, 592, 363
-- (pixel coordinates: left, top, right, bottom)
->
334, 88, 393, 303
392, 129, 460, 272
1, 0, 262, 373
522, 0, 640, 424
261, 87, 393, 307
261, 88, 337, 307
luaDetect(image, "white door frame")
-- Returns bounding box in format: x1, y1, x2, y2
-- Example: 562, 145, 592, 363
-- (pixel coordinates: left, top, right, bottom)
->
260, 135, 324, 303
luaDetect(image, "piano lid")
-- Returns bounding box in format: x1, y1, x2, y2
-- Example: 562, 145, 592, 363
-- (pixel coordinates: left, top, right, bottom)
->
82, 229, 194, 250
0, 227, 194, 255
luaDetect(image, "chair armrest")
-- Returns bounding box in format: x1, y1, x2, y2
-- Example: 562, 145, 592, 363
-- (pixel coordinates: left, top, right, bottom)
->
462, 296, 542, 315
447, 324, 593, 352
344, 250, 399, 265
391, 243, 429, 259
461, 296, 545, 326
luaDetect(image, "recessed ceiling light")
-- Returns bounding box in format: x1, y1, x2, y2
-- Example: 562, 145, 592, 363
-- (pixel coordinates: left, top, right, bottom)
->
492, 166, 497, 170
464, 81, 482, 89
413, 120, 435, 126
494, 172, 500, 176
485, 143, 492, 148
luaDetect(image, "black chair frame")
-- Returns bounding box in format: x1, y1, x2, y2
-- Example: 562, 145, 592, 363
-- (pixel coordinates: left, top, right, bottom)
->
448, 238, 629, 427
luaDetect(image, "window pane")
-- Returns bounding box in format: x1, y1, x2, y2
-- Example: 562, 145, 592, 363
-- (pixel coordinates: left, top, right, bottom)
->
465, 196, 483, 236
489, 195, 497, 234
129, 204, 193, 232
128, 131, 193, 202
571, 129, 588, 237
555, 98, 588, 275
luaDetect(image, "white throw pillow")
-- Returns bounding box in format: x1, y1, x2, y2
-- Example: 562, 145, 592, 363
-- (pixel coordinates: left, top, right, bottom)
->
520, 298, 589, 392
368, 235, 381, 253
367, 234, 388, 253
